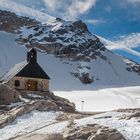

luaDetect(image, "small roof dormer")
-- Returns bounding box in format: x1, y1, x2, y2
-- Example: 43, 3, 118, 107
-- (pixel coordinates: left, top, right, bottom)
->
27, 48, 37, 63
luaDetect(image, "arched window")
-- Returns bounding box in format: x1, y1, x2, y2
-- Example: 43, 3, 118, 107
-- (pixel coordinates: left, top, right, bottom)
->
15, 80, 20, 87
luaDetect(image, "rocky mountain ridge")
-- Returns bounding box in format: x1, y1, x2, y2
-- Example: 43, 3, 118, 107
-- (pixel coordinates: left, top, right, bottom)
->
16, 19, 105, 61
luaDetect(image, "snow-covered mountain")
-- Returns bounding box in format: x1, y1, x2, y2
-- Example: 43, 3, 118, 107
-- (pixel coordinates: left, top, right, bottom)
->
0, 1, 140, 90
0, 12, 140, 91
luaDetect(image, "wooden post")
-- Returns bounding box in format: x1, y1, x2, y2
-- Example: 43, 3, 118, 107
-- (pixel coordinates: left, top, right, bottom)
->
81, 100, 84, 112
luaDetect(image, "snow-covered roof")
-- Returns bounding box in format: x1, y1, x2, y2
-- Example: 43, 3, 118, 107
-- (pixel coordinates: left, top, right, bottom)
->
0, 61, 28, 83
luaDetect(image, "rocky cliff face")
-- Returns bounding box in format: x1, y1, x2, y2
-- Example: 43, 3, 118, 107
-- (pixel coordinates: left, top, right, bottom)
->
16, 19, 106, 62
0, 10, 106, 61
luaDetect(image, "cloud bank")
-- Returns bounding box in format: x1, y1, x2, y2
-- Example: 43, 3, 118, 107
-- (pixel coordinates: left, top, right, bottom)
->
42, 0, 96, 19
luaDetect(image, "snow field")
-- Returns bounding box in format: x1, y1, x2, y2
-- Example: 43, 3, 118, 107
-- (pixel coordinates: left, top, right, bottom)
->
0, 111, 60, 140
54, 86, 140, 112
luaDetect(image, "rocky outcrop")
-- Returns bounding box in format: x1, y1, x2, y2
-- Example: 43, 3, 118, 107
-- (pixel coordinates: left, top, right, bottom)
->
0, 84, 20, 105
79, 73, 93, 84
0, 86, 75, 128
116, 108, 140, 120
64, 124, 126, 140
0, 10, 37, 33
126, 61, 140, 75
20, 91, 75, 112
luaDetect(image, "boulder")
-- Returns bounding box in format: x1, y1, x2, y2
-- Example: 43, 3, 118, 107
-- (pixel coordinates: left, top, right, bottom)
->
79, 73, 93, 84
20, 91, 76, 112
64, 124, 126, 140
0, 84, 20, 105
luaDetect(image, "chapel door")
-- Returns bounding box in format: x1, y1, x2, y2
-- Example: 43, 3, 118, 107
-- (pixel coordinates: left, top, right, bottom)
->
26, 80, 38, 91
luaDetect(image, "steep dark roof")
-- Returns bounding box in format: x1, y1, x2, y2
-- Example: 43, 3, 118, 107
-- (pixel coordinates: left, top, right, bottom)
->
0, 61, 50, 83
16, 62, 50, 79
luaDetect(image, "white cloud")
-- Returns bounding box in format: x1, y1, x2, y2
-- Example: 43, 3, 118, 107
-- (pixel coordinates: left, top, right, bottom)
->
42, 0, 96, 20
126, 0, 140, 4
68, 0, 96, 19
125, 0, 140, 21
115, 33, 140, 49
116, 0, 140, 21
86, 19, 105, 25
105, 6, 112, 12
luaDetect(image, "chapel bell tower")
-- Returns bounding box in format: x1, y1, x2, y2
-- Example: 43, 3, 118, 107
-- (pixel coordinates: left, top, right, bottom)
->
27, 48, 37, 63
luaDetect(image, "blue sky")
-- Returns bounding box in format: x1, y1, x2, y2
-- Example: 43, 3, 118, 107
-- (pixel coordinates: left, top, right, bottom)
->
81, 0, 140, 39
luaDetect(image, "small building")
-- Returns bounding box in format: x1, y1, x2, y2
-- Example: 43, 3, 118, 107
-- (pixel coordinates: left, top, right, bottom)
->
0, 48, 50, 92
